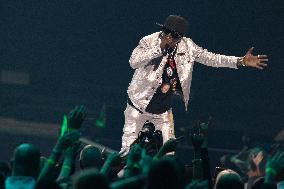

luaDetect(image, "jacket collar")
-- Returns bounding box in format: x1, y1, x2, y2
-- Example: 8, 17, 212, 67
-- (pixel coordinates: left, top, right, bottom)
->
176, 38, 188, 55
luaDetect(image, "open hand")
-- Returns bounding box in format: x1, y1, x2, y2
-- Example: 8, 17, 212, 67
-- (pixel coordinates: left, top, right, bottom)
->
156, 136, 183, 158
67, 105, 86, 130
243, 47, 268, 70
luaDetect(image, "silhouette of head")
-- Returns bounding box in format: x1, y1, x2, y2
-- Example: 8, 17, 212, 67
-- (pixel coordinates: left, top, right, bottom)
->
11, 143, 41, 178
147, 156, 184, 189
79, 145, 102, 170
72, 169, 109, 189
215, 169, 243, 189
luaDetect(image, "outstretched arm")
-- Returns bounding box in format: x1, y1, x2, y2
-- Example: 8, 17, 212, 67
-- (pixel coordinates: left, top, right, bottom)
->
192, 40, 268, 69
192, 41, 240, 69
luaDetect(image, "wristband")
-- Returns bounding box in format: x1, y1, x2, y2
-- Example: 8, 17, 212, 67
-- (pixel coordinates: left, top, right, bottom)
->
67, 128, 77, 132
62, 165, 71, 170
47, 158, 56, 165
237, 57, 246, 67
266, 167, 277, 176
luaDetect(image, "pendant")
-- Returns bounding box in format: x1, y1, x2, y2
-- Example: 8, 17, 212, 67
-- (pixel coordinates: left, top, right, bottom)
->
166, 67, 173, 77
161, 83, 170, 93
171, 79, 177, 92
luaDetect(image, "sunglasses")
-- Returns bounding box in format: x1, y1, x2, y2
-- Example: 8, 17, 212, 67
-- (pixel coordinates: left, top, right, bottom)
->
162, 27, 183, 40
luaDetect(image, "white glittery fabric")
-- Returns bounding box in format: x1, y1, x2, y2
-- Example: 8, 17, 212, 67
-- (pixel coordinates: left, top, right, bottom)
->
121, 103, 175, 155
121, 31, 240, 154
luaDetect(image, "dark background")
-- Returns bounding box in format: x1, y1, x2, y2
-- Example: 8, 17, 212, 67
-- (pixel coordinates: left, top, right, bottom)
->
0, 0, 283, 164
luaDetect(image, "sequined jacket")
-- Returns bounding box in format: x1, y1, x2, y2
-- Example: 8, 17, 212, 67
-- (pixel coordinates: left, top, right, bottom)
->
127, 32, 239, 112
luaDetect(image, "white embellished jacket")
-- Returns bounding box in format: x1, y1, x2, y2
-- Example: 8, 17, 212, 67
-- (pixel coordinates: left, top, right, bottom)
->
127, 32, 239, 112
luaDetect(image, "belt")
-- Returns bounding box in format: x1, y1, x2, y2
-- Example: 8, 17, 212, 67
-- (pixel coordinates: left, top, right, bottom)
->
127, 98, 143, 114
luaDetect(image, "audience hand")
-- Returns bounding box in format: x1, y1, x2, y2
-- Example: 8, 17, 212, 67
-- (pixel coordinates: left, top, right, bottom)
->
67, 105, 86, 130
155, 137, 183, 158
265, 151, 284, 183
191, 133, 204, 151
127, 144, 142, 165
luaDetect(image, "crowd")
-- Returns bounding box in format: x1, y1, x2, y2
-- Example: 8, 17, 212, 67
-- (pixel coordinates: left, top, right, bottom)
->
0, 105, 283, 189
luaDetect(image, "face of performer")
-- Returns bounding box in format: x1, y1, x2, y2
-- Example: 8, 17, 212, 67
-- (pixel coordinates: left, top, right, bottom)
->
160, 27, 183, 49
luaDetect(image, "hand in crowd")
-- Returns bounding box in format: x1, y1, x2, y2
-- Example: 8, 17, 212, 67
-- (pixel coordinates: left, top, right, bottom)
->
200, 116, 211, 137
139, 149, 152, 174
127, 144, 143, 165
190, 117, 211, 149
100, 152, 121, 176
67, 105, 86, 130
155, 137, 183, 159
123, 144, 143, 178
253, 151, 264, 167
56, 143, 81, 183
190, 133, 205, 151
264, 151, 284, 184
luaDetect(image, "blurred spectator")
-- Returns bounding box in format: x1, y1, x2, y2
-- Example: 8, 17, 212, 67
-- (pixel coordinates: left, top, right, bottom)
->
214, 169, 244, 189
71, 169, 109, 189
0, 161, 11, 189
79, 145, 102, 170
147, 156, 184, 189
5, 143, 40, 189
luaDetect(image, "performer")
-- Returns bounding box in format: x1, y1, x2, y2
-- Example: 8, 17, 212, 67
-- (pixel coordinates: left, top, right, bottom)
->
121, 15, 268, 154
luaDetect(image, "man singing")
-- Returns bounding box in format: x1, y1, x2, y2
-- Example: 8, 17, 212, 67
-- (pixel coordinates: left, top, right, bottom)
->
121, 15, 268, 154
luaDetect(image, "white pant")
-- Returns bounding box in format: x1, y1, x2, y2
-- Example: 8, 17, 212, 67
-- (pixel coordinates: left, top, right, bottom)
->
121, 103, 176, 154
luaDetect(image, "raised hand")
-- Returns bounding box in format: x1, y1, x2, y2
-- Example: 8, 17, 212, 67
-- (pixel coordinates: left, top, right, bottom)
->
127, 144, 143, 165
105, 152, 121, 167
100, 152, 121, 176
67, 105, 86, 130
253, 151, 264, 166
155, 137, 183, 158
242, 47, 268, 70
191, 133, 205, 151
264, 151, 284, 183
139, 149, 153, 174
266, 151, 284, 174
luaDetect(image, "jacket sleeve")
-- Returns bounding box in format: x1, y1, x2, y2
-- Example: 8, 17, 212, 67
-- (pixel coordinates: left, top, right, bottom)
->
129, 37, 163, 69
191, 40, 239, 69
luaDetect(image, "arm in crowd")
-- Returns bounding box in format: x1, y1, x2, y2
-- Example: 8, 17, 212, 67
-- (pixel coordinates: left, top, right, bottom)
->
261, 150, 284, 189
38, 105, 86, 182
123, 144, 143, 178
154, 137, 182, 159
56, 142, 80, 184
37, 131, 80, 181
100, 152, 121, 179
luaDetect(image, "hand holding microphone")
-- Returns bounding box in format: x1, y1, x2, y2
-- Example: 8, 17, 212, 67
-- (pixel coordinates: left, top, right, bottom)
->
160, 33, 177, 56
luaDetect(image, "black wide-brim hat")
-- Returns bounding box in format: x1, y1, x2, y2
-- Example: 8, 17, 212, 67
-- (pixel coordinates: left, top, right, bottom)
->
156, 15, 189, 36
